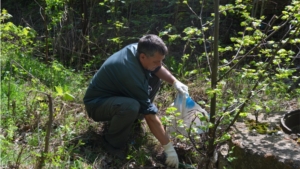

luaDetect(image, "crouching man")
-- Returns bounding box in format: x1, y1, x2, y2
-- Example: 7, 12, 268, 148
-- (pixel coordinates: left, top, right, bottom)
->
83, 34, 188, 168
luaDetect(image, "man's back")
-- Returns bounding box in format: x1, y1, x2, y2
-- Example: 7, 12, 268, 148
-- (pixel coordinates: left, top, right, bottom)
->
83, 43, 152, 114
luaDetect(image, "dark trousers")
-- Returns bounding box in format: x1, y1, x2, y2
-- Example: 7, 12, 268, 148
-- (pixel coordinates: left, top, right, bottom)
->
90, 74, 161, 148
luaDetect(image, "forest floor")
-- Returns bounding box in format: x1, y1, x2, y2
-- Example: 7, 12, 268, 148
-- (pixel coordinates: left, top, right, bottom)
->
69, 119, 172, 169
65, 94, 300, 169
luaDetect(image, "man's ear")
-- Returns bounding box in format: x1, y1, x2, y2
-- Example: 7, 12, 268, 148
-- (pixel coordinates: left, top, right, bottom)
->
140, 53, 146, 60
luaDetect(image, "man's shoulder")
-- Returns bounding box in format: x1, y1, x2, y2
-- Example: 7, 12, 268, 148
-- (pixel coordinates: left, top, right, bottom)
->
103, 43, 139, 70
111, 43, 138, 58
125, 43, 138, 49
124, 43, 138, 54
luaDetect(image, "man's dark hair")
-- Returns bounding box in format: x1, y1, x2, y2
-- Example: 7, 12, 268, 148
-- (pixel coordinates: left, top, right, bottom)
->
137, 34, 168, 57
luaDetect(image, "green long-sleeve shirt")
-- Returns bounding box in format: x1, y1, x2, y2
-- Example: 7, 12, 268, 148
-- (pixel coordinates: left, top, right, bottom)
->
83, 43, 158, 115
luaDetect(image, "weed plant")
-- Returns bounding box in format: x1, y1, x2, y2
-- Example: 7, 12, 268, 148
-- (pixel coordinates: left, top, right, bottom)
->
1, 23, 88, 167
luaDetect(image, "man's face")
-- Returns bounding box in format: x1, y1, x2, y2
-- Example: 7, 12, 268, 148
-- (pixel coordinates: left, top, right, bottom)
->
139, 52, 165, 71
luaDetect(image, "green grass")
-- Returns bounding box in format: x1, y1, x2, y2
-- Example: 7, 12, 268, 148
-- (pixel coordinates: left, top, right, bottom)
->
0, 52, 91, 168
0, 53, 169, 168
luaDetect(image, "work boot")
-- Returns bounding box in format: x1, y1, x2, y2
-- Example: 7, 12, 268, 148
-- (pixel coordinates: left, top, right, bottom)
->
100, 136, 126, 160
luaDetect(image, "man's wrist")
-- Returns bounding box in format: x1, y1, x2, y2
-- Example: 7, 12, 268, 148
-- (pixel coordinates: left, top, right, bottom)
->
163, 142, 173, 149
172, 79, 177, 85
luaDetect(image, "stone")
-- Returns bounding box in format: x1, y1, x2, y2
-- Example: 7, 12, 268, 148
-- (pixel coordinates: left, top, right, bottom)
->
290, 134, 298, 140
276, 131, 284, 136
249, 129, 258, 136
222, 111, 300, 169
219, 144, 229, 156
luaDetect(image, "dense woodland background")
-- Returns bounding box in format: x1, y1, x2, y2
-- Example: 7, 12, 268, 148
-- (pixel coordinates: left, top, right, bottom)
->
1, 0, 300, 168
2, 0, 293, 70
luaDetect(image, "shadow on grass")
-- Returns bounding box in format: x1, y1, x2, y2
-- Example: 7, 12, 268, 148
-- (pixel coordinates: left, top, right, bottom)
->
66, 123, 126, 168
66, 122, 164, 168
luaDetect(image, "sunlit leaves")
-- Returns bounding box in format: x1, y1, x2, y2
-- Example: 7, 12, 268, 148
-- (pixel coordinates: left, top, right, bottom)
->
254, 105, 263, 111
188, 69, 198, 76
219, 4, 236, 16
108, 37, 123, 44
239, 112, 248, 118
290, 38, 300, 44
246, 27, 253, 31
206, 88, 222, 99
1, 10, 36, 60
219, 46, 233, 53
295, 13, 300, 21
277, 49, 288, 57
275, 68, 295, 79
0, 9, 12, 20
45, 0, 66, 27
241, 68, 258, 80
55, 86, 75, 101
253, 29, 264, 39
251, 21, 260, 28
214, 133, 231, 144
55, 86, 64, 96
183, 27, 201, 39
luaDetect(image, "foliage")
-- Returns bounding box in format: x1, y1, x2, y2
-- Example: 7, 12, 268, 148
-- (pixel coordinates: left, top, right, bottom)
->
245, 119, 280, 135
1, 8, 87, 168
162, 0, 300, 168
0, 9, 36, 64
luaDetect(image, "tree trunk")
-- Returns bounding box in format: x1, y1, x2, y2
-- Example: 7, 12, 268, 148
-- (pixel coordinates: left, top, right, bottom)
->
207, 0, 220, 168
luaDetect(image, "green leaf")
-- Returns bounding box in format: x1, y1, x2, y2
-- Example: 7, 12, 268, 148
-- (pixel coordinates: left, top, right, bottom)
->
240, 21, 247, 26
166, 107, 177, 114
55, 86, 64, 96
222, 59, 229, 64
254, 105, 262, 111
63, 92, 75, 101
189, 69, 198, 76
215, 133, 231, 144
239, 112, 248, 117
176, 134, 185, 139
246, 27, 253, 31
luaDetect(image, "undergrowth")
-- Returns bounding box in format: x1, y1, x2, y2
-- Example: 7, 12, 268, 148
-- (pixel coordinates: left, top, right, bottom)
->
1, 52, 299, 168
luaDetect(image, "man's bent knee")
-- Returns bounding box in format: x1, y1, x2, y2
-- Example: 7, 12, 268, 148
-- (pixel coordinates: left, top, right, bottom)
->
117, 98, 140, 117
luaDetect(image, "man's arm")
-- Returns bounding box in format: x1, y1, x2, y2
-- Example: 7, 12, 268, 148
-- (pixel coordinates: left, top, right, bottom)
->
144, 114, 169, 145
154, 66, 177, 85
144, 113, 179, 168
155, 66, 189, 95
